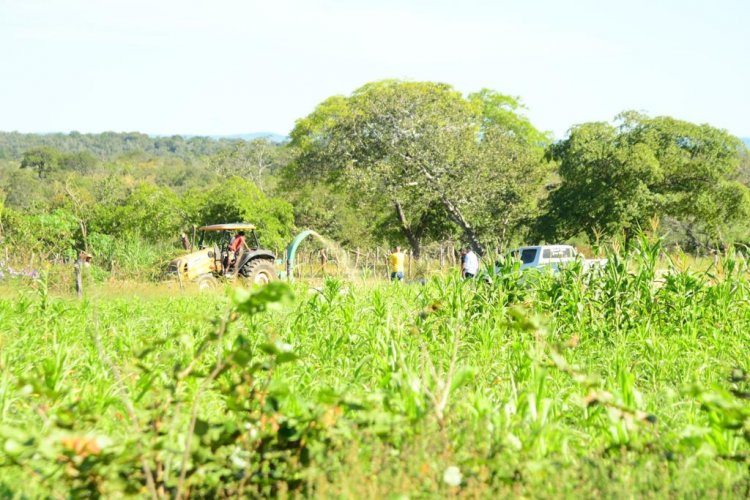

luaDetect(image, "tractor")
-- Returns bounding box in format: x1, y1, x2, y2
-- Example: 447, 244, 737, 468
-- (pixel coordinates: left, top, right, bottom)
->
168, 223, 277, 289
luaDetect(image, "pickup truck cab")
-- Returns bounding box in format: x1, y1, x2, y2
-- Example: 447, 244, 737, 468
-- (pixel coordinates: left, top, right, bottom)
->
498, 245, 606, 274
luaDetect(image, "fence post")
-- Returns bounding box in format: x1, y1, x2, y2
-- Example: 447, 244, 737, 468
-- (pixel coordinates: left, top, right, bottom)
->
320, 249, 328, 275
74, 260, 83, 298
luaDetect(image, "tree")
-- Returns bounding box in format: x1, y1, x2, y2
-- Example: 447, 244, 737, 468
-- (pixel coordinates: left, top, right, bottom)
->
210, 139, 290, 192
539, 112, 750, 246
289, 80, 549, 255
468, 89, 551, 147
1, 168, 51, 210
282, 182, 387, 249
20, 147, 61, 178
59, 151, 98, 174
91, 183, 186, 242
461, 130, 551, 249
195, 178, 294, 250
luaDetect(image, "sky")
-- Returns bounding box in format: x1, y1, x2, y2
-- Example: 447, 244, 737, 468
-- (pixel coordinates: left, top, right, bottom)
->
1, 0, 748, 140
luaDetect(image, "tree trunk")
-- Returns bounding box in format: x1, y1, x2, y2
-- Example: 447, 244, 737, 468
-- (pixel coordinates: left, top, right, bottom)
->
79, 219, 89, 253
394, 201, 421, 259
438, 195, 485, 255
405, 155, 485, 256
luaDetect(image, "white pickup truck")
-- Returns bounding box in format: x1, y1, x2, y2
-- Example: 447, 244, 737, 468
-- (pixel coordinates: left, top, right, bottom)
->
499, 245, 606, 274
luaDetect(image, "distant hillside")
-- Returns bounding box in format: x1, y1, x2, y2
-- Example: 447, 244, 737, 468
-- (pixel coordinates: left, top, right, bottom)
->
743, 137, 750, 148
207, 132, 287, 142
0, 131, 284, 161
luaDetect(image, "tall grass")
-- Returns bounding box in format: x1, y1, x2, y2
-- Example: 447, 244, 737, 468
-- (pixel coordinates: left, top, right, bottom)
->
1, 236, 750, 496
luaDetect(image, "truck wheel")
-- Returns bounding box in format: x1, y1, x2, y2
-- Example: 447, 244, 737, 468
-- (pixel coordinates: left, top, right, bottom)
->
196, 274, 218, 291
243, 259, 276, 285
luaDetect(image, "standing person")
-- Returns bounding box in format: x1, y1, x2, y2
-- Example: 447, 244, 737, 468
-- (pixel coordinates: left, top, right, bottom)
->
461, 246, 479, 279
388, 246, 405, 282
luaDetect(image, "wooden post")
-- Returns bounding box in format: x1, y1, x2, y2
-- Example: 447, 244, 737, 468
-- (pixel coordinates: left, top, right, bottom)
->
408, 250, 412, 279
180, 233, 190, 250
320, 249, 328, 275
74, 260, 83, 297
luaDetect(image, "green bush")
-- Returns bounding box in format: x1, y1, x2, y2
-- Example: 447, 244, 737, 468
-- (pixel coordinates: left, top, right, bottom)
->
1, 207, 79, 261
194, 177, 295, 250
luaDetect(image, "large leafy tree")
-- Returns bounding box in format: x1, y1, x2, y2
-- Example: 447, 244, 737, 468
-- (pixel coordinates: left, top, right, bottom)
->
539, 112, 749, 244
289, 80, 548, 256
20, 147, 61, 179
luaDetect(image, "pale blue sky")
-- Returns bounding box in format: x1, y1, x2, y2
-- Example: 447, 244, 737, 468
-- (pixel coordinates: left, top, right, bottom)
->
1, 0, 748, 139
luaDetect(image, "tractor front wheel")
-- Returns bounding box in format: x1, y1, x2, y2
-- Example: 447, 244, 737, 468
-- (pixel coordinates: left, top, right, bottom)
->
196, 273, 218, 291
243, 259, 277, 285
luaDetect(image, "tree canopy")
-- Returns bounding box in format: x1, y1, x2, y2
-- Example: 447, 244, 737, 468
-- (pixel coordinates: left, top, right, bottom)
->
289, 79, 550, 255
539, 112, 750, 245
2, 81, 750, 274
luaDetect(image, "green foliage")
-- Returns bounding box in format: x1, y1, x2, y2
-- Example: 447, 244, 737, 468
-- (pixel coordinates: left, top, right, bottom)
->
0, 167, 51, 210
691, 370, 750, 460
289, 79, 550, 255
20, 146, 61, 179
1, 150, 294, 271
2, 207, 79, 259
540, 113, 750, 245
59, 150, 98, 174
468, 89, 551, 147
2, 238, 750, 496
0, 131, 253, 161
92, 183, 185, 242
210, 138, 291, 192
195, 177, 294, 250
282, 182, 383, 248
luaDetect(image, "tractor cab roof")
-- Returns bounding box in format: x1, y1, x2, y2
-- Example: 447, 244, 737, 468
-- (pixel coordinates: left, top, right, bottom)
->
198, 223, 256, 232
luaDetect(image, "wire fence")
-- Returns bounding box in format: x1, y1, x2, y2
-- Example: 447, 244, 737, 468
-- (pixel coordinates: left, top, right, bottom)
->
284, 243, 468, 281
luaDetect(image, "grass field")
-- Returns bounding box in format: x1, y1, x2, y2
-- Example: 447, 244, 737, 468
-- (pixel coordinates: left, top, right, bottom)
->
2, 238, 750, 497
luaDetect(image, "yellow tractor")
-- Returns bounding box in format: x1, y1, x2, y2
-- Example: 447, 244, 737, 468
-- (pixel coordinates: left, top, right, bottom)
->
168, 223, 277, 290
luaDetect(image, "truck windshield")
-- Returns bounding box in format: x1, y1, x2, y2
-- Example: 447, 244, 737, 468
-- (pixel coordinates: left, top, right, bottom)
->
519, 248, 537, 264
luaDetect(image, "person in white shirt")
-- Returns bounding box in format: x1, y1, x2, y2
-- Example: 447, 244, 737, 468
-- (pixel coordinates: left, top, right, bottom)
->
461, 247, 479, 278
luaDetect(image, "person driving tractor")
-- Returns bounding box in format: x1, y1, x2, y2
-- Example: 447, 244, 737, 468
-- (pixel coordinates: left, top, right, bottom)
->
224, 231, 248, 274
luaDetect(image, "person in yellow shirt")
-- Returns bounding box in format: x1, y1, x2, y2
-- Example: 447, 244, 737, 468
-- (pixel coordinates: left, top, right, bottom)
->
388, 246, 405, 281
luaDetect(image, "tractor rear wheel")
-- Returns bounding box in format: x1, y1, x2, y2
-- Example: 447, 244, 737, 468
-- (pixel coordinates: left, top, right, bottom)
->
243, 259, 276, 285
196, 273, 218, 291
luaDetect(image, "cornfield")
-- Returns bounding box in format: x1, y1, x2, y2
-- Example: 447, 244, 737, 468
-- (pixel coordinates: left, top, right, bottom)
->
1, 235, 750, 497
